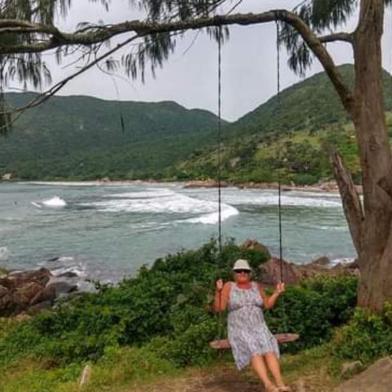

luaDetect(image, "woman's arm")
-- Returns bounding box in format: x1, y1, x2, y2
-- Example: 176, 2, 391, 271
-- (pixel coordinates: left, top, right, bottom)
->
214, 281, 231, 312
258, 282, 285, 310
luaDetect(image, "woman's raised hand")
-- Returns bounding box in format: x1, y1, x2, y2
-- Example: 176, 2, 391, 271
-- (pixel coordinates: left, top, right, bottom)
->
216, 279, 224, 292
275, 282, 285, 295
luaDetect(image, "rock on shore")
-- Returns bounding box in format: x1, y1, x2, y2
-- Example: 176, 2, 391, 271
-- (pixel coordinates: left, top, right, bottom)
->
237, 239, 358, 286
259, 255, 358, 287
0, 268, 77, 317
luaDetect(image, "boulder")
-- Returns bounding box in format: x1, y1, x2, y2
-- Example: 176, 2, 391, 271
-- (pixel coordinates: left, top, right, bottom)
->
258, 255, 359, 287
0, 292, 13, 315
30, 284, 56, 306
8, 268, 52, 286
58, 271, 78, 279
259, 257, 300, 286
13, 282, 44, 308
0, 267, 77, 317
334, 357, 392, 392
0, 284, 8, 298
309, 256, 331, 267
46, 281, 78, 296
241, 239, 271, 259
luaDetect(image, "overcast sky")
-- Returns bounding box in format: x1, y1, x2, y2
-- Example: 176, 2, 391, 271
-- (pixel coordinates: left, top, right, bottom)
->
9, 0, 392, 121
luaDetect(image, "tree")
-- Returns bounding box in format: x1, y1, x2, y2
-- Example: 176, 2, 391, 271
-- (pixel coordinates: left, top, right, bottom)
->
0, 0, 391, 311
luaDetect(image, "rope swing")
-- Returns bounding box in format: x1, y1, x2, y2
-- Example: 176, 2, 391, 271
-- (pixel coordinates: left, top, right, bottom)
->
209, 22, 299, 351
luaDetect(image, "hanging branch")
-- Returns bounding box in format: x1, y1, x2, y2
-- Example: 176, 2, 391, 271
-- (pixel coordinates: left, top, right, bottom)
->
0, 10, 354, 107
0, 34, 140, 130
330, 150, 364, 254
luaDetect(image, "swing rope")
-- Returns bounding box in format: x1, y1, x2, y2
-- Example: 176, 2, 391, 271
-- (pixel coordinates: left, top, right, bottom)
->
276, 20, 284, 284
216, 25, 224, 344
217, 25, 223, 255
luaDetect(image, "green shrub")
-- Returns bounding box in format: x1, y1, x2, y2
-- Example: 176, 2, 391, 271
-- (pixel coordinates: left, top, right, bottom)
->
293, 173, 319, 185
0, 242, 358, 369
0, 240, 269, 366
159, 319, 219, 367
266, 276, 358, 353
332, 303, 392, 364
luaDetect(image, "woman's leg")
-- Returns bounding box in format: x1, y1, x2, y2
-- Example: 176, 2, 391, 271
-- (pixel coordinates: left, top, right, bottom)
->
250, 354, 277, 390
263, 352, 286, 388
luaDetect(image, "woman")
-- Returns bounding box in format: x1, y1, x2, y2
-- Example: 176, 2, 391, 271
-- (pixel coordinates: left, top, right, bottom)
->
214, 258, 290, 392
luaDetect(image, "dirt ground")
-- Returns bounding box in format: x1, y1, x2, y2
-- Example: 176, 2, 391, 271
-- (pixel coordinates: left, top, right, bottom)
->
126, 363, 335, 392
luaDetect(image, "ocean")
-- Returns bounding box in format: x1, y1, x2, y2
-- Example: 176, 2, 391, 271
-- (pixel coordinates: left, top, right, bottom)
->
0, 182, 355, 285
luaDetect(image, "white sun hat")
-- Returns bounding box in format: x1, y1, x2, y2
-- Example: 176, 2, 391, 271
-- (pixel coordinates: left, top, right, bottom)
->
232, 259, 252, 271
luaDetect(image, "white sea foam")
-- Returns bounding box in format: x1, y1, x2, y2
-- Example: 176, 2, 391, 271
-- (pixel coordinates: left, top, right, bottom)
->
106, 189, 173, 199
0, 246, 10, 260
51, 265, 86, 278
32, 196, 67, 208
330, 257, 355, 266
185, 205, 239, 224
215, 191, 342, 208
80, 190, 239, 224
57, 256, 75, 263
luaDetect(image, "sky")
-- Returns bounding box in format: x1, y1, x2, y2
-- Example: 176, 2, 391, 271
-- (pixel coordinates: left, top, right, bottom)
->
8, 0, 392, 121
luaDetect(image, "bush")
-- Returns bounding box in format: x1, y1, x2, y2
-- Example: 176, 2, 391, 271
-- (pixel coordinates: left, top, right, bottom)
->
0, 242, 358, 369
332, 303, 392, 364
293, 173, 319, 185
0, 240, 268, 366
266, 276, 358, 353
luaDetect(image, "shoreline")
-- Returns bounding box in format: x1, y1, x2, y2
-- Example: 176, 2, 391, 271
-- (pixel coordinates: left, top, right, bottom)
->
0, 178, 360, 194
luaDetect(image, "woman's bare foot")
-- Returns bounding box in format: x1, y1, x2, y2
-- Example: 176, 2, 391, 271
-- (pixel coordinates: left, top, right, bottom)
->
277, 385, 292, 392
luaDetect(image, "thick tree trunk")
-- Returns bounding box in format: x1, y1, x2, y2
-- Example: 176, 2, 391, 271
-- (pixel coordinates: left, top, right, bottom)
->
349, 0, 392, 311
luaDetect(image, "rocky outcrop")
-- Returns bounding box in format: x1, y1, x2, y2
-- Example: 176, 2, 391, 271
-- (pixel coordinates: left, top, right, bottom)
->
238, 239, 358, 286
0, 268, 78, 317
259, 256, 359, 286
259, 257, 300, 286
241, 239, 271, 259
334, 357, 392, 392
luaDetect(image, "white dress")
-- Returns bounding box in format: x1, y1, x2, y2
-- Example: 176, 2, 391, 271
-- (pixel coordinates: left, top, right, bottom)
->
227, 282, 279, 370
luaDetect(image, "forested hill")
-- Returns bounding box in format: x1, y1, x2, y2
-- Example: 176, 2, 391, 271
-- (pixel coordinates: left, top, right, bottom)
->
175, 65, 392, 185
0, 93, 224, 179
227, 64, 392, 137
2, 64, 392, 182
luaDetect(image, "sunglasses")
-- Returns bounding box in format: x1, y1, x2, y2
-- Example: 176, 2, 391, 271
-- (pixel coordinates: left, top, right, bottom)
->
234, 269, 250, 274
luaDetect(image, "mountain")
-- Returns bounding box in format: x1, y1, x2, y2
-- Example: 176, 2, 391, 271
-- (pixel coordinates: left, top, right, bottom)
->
0, 93, 225, 179
2, 64, 392, 183
174, 65, 392, 185
227, 64, 392, 137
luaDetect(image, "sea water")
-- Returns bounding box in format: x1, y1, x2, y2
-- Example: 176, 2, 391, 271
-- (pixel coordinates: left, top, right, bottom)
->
0, 182, 355, 283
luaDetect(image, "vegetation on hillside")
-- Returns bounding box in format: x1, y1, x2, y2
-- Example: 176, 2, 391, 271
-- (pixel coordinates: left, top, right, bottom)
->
0, 93, 223, 180
175, 65, 392, 185
1, 65, 392, 183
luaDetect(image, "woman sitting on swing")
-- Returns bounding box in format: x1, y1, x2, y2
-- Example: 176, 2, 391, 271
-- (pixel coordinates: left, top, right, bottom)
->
215, 259, 290, 392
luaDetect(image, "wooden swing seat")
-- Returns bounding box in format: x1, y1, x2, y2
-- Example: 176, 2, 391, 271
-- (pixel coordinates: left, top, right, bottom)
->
209, 333, 300, 350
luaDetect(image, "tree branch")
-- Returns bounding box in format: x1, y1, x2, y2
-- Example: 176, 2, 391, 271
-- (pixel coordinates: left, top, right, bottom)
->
0, 35, 139, 130
319, 32, 353, 44
0, 10, 354, 111
330, 150, 364, 254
